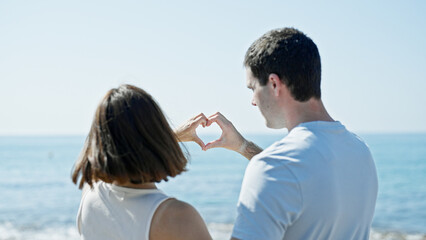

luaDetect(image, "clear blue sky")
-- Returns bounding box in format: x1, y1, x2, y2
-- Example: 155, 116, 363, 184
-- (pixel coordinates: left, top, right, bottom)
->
1, 0, 425, 135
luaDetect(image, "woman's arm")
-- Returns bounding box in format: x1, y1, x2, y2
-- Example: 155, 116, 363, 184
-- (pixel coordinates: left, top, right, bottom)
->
150, 199, 212, 240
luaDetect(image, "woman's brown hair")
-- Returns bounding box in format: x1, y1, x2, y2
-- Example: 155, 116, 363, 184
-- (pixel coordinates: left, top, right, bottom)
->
72, 84, 187, 189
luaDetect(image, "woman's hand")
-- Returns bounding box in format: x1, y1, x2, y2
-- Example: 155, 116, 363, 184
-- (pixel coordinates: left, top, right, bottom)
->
175, 113, 208, 150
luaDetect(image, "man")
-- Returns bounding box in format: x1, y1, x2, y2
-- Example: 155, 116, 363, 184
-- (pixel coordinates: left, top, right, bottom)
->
183, 28, 378, 239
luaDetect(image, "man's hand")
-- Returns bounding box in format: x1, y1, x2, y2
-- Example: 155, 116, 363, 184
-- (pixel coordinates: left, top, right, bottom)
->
175, 113, 208, 150
204, 112, 263, 160
204, 112, 245, 152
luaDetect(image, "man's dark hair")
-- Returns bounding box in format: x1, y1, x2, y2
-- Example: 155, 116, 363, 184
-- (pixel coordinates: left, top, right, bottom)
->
72, 84, 187, 189
244, 27, 321, 102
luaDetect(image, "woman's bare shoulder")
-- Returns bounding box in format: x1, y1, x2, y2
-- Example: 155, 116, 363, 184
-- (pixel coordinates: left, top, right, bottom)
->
150, 198, 212, 240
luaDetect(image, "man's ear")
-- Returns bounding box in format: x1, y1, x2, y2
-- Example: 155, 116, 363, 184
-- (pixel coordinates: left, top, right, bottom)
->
268, 73, 282, 97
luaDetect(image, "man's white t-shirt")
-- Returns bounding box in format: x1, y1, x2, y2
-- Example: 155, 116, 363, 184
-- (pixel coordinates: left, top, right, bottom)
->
232, 121, 378, 240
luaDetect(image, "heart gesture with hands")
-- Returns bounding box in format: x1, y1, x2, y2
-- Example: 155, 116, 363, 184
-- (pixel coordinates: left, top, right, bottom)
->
203, 112, 246, 153
175, 112, 261, 159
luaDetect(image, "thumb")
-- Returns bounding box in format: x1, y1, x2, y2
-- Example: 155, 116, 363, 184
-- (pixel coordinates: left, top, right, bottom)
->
193, 135, 206, 150
204, 138, 223, 151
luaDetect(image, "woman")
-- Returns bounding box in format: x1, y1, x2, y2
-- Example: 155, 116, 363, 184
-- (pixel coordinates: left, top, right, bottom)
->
72, 84, 212, 240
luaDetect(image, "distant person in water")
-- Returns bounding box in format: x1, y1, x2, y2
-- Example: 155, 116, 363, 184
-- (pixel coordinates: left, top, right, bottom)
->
198, 28, 378, 239
72, 84, 212, 240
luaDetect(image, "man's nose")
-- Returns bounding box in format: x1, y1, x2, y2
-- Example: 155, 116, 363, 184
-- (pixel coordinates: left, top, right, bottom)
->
251, 99, 257, 106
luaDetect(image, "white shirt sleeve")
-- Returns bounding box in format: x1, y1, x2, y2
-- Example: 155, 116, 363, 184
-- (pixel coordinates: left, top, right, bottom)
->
232, 156, 303, 240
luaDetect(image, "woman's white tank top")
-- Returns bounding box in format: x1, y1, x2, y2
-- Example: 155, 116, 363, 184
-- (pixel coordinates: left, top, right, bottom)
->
77, 182, 171, 240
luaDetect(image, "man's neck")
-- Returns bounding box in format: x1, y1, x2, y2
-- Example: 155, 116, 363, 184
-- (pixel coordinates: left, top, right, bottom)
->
285, 98, 334, 131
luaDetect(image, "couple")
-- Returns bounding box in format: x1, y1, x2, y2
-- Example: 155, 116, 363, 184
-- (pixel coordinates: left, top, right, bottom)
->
72, 28, 378, 240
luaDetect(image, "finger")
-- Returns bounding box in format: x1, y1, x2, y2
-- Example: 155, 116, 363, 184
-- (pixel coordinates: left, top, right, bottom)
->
194, 113, 207, 120
206, 115, 226, 130
206, 112, 218, 121
194, 118, 206, 128
206, 112, 220, 126
195, 115, 208, 127
193, 136, 206, 150
206, 116, 217, 127
209, 112, 226, 119
204, 138, 223, 150
205, 114, 215, 127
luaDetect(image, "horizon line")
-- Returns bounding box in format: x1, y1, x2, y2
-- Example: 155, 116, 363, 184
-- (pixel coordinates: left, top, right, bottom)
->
1, 131, 426, 137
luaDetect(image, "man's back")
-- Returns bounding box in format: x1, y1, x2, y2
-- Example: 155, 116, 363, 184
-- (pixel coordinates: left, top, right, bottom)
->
232, 121, 378, 240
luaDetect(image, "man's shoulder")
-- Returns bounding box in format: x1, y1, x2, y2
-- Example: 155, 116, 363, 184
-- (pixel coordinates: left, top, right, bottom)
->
257, 123, 370, 162
247, 140, 308, 181
254, 129, 317, 163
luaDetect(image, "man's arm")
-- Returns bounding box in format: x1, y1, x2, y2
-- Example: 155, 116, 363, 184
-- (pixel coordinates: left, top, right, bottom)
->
230, 156, 302, 240
204, 112, 262, 160
238, 139, 263, 161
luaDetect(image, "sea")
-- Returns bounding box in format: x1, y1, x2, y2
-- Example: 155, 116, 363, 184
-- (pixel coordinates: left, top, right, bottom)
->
0, 133, 425, 240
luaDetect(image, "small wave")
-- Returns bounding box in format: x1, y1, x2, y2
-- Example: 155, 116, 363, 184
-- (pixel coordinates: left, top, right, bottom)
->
0, 222, 79, 240
206, 225, 426, 240
1, 222, 425, 240
207, 224, 426, 240
208, 223, 233, 239
370, 229, 426, 240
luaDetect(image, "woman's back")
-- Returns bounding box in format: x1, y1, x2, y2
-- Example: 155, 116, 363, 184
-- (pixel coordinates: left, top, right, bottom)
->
77, 182, 171, 240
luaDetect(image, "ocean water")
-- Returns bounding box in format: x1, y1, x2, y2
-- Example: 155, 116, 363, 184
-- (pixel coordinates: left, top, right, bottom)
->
0, 133, 425, 240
